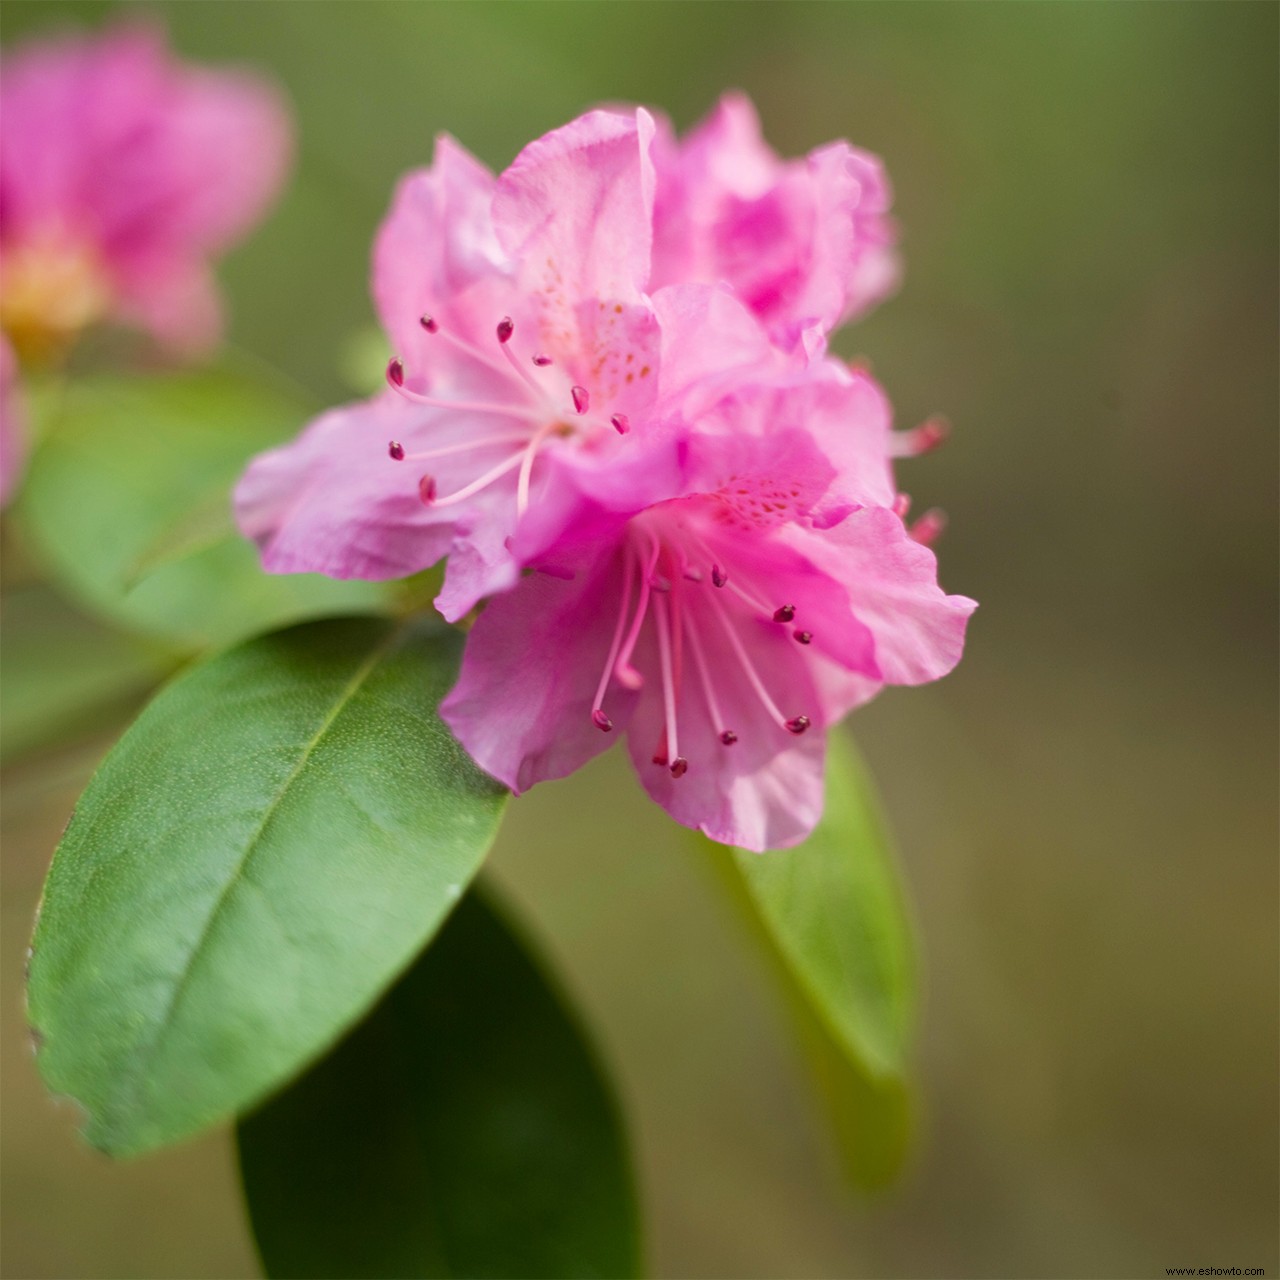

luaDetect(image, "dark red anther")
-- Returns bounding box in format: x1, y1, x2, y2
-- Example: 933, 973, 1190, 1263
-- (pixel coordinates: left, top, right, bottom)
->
419, 314, 438, 333
496, 316, 514, 344
592, 709, 613, 732
571, 385, 590, 414
711, 564, 728, 588
773, 604, 796, 623
532, 353, 553, 367
785, 715, 811, 735
418, 474, 437, 504
670, 757, 689, 778
388, 441, 405, 461
610, 412, 631, 435
794, 629, 813, 645
719, 730, 738, 746
652, 751, 668, 767
387, 357, 405, 387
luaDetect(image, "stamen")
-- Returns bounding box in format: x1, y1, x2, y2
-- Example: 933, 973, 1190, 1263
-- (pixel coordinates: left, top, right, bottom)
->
398, 431, 531, 463
670, 757, 689, 778
419, 314, 439, 333
683, 598, 736, 746
571, 385, 590, 414
421, 450, 525, 509
891, 415, 950, 458
655, 593, 682, 773
615, 537, 661, 690
496, 316, 514, 344
532, 353, 553, 367
591, 544, 636, 725
516, 419, 561, 518
794, 630, 813, 645
424, 320, 527, 382
772, 604, 796, 623
711, 563, 728, 588
418, 474, 437, 503
386, 363, 542, 422
785, 715, 811, 735
707, 591, 807, 735
388, 441, 405, 461
610, 412, 631, 435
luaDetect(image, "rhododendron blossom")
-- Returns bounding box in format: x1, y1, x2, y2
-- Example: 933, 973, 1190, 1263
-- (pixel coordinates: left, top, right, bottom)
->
235, 98, 973, 849
0, 22, 291, 362
651, 92, 898, 354
237, 110, 797, 622
441, 366, 974, 850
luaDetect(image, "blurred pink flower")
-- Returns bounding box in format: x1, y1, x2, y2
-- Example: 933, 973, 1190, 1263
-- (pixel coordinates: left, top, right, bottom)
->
0, 21, 291, 363
0, 335, 24, 506
441, 366, 974, 851
237, 110, 798, 622
652, 92, 899, 354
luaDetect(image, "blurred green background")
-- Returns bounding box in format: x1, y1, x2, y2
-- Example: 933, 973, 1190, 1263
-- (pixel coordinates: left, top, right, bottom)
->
2, 2, 1276, 1277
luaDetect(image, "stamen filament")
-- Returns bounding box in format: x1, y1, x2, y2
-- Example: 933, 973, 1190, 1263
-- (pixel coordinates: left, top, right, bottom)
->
424, 450, 526, 509
683, 601, 734, 743
400, 431, 531, 463
654, 593, 682, 771
591, 544, 636, 727
387, 373, 541, 422
615, 536, 661, 690
516, 419, 561, 518
706, 591, 793, 731
499, 332, 548, 396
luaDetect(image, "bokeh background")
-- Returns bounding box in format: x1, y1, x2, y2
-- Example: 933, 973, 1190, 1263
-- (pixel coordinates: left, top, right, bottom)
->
2, 2, 1276, 1277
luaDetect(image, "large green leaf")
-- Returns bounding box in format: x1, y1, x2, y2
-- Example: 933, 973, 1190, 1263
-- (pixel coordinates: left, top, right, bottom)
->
238, 886, 641, 1280
16, 370, 384, 647
0, 585, 174, 762
715, 731, 917, 1189
26, 616, 507, 1158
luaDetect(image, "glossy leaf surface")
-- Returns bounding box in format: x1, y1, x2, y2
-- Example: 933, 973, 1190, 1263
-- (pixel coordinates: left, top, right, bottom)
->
17, 370, 383, 646
239, 888, 641, 1280
27, 616, 507, 1157
725, 731, 917, 1188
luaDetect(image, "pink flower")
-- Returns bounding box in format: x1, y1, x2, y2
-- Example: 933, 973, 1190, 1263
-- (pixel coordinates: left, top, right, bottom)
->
0, 21, 291, 363
440, 366, 975, 851
236, 110, 792, 623
0, 335, 24, 506
651, 92, 899, 354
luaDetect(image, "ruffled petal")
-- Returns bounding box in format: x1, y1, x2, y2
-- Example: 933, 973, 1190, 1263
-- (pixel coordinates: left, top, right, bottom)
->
494, 107, 656, 305
441, 541, 637, 793
235, 393, 476, 582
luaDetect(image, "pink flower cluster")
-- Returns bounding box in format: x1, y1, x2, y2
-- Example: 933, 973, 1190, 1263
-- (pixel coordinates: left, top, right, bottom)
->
237, 98, 975, 851
0, 22, 290, 363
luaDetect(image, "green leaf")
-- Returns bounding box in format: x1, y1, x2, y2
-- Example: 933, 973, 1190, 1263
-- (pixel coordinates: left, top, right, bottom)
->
16, 370, 385, 647
715, 731, 917, 1189
0, 585, 174, 762
26, 616, 508, 1158
238, 886, 641, 1280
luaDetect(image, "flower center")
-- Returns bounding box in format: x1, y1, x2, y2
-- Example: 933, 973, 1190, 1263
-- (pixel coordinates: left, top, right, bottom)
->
0, 230, 112, 364
384, 314, 628, 518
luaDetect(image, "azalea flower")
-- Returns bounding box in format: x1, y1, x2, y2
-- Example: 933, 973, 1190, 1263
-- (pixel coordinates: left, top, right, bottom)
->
441, 365, 975, 851
651, 92, 899, 354
0, 21, 291, 363
236, 109, 793, 622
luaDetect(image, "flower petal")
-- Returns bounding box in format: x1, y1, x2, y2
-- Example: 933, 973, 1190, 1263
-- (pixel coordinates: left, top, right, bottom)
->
441, 542, 636, 793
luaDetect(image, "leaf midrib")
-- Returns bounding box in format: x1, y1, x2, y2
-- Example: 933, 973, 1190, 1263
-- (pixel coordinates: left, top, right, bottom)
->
108, 623, 407, 1143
